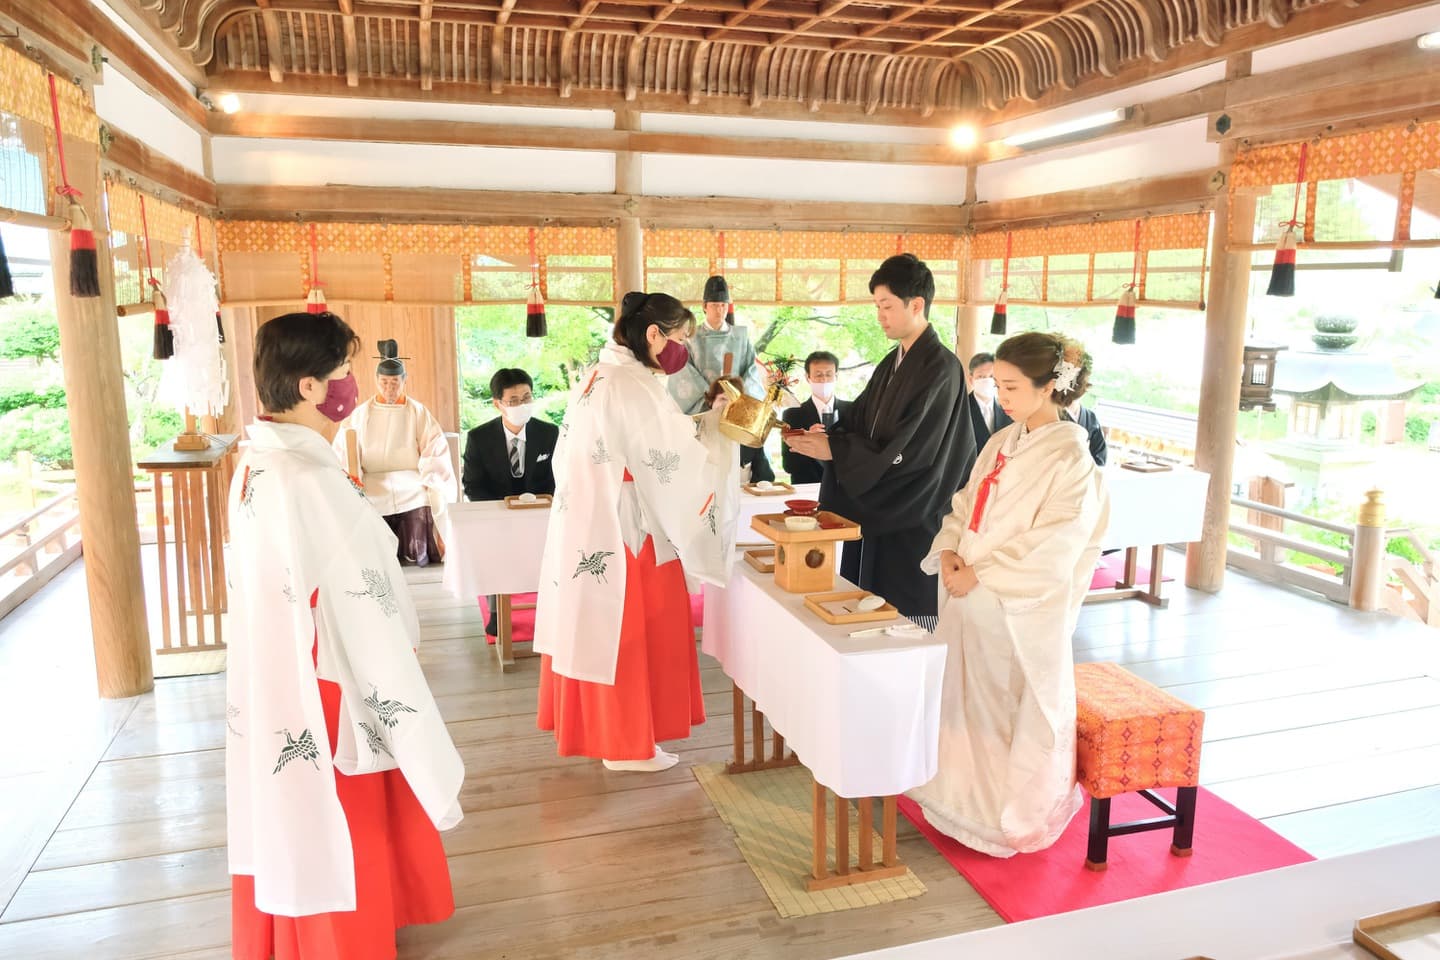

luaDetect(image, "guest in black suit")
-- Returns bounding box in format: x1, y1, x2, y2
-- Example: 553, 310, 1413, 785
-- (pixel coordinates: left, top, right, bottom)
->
462, 368, 559, 635
967, 351, 1012, 453
704, 377, 776, 483
780, 351, 853, 484
462, 368, 559, 502
1064, 400, 1108, 466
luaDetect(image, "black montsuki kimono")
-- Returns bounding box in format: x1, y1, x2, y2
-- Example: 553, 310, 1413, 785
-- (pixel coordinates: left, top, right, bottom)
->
820, 324, 977, 620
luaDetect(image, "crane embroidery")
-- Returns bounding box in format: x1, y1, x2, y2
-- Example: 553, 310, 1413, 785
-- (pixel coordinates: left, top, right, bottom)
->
360, 721, 393, 760
643, 448, 680, 485
365, 685, 418, 729
239, 467, 265, 517
573, 549, 615, 584
579, 371, 603, 404
591, 437, 611, 464
346, 568, 398, 616
226, 704, 243, 737
273, 728, 320, 773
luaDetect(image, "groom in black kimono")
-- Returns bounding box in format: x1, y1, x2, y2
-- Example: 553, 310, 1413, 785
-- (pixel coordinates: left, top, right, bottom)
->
784, 253, 976, 624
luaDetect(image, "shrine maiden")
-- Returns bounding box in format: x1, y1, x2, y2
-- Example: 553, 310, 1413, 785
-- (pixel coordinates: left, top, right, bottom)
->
228, 312, 463, 959
908, 331, 1110, 858
333, 339, 456, 566
785, 254, 977, 623
666, 274, 767, 414
535, 292, 741, 772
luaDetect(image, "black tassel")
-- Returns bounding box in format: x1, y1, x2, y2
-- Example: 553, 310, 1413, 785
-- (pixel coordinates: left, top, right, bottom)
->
526, 284, 547, 338
1112, 286, 1137, 344
66, 200, 100, 298
0, 232, 13, 299
152, 288, 174, 360
1266, 227, 1297, 298
216, 310, 226, 343
990, 290, 1007, 336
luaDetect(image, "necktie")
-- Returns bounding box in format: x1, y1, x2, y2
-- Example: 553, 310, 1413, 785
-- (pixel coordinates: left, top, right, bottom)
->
509, 436, 522, 478
821, 411, 835, 431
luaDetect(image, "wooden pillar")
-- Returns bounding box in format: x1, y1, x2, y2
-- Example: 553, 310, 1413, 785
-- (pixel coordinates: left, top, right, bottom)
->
615, 110, 644, 302
48, 145, 154, 698
1350, 489, 1386, 612
1185, 162, 1255, 594
958, 259, 983, 368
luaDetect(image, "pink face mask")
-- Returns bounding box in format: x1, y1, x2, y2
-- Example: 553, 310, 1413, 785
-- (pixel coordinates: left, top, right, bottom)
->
316, 372, 359, 422
656, 338, 689, 375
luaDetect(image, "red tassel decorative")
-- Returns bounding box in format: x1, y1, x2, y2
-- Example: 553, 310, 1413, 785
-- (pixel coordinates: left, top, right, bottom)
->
990, 289, 1008, 336
1112, 285, 1136, 344
306, 286, 328, 314
526, 227, 546, 338
1266, 227, 1297, 297
49, 74, 100, 298
151, 284, 174, 359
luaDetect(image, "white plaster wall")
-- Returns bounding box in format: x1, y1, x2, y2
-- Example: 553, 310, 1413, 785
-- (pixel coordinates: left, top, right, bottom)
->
640, 154, 966, 203
220, 93, 615, 129
984, 64, 1226, 143
1252, 5, 1440, 73
975, 119, 1218, 202
93, 69, 207, 174
88, 0, 193, 90
211, 138, 615, 192
639, 113, 950, 145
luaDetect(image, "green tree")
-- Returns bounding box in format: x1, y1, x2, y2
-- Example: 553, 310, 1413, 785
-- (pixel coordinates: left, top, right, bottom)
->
0, 406, 73, 469
0, 301, 61, 362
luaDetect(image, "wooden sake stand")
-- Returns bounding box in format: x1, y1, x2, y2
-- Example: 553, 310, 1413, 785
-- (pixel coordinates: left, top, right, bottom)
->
749, 511, 861, 593
138, 434, 239, 655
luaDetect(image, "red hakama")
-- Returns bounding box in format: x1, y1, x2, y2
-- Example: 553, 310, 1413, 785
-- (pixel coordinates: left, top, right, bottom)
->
537, 534, 705, 760
232, 637, 454, 960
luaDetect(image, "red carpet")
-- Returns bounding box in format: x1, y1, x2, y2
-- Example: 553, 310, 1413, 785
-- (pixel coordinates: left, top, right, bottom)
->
480, 591, 705, 644
1089, 552, 1173, 591
899, 788, 1313, 922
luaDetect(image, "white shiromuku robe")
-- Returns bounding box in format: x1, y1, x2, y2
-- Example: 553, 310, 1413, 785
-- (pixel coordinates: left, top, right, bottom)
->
227, 419, 464, 916
535, 342, 741, 685
334, 397, 456, 518
908, 419, 1110, 858
666, 322, 766, 415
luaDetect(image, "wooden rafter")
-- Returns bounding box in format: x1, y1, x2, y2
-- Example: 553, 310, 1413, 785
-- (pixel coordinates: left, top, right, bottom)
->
252, 0, 285, 82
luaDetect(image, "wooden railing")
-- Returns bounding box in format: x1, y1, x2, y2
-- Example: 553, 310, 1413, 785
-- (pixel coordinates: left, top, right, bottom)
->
1384, 527, 1439, 626
1227, 496, 1353, 604
0, 486, 83, 620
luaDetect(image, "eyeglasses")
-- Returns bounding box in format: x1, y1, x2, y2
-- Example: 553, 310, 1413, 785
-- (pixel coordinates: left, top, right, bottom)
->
499, 396, 533, 407
808, 371, 837, 382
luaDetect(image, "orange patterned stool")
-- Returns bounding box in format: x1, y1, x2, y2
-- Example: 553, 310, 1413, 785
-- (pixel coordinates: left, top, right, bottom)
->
1074, 662, 1205, 870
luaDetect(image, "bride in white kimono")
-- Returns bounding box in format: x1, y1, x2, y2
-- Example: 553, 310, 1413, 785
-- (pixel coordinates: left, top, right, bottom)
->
907, 331, 1110, 858
535, 291, 740, 772
228, 311, 463, 960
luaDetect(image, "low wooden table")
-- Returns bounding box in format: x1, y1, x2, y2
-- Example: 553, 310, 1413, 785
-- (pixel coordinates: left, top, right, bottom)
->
138, 434, 239, 655
440, 500, 549, 671
1085, 464, 1210, 608
704, 558, 946, 895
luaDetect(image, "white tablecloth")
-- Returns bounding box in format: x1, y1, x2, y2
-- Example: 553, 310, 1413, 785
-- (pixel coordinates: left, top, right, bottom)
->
1102, 465, 1210, 550
702, 558, 947, 799
440, 500, 550, 598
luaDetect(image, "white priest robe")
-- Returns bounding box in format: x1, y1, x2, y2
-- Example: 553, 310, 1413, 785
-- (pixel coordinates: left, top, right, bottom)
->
227, 419, 464, 916
534, 342, 741, 684
907, 419, 1109, 858
334, 397, 456, 519
666, 322, 766, 415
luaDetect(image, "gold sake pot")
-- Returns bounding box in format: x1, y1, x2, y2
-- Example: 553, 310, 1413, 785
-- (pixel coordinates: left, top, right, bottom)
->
716, 380, 783, 448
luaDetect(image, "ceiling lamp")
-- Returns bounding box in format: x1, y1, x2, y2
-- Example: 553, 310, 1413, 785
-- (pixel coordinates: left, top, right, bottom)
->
949, 124, 978, 150
217, 93, 241, 114
1002, 108, 1129, 148
1418, 31, 1440, 49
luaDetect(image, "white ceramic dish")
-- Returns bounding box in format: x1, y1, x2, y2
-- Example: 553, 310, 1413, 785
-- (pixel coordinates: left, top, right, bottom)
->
783, 515, 819, 532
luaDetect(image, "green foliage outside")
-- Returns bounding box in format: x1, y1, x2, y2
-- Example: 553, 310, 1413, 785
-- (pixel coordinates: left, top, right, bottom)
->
0, 301, 62, 362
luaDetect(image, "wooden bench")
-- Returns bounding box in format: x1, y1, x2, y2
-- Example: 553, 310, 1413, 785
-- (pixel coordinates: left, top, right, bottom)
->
1094, 400, 1199, 464
1075, 662, 1206, 870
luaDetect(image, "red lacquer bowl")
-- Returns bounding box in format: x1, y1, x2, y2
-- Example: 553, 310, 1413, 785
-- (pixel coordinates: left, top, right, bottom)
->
784, 499, 820, 516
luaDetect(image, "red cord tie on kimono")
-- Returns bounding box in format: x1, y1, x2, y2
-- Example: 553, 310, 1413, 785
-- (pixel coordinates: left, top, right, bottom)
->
968, 452, 1008, 533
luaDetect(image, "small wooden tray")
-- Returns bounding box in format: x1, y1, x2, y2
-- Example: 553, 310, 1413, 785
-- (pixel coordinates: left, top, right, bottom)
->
504, 494, 553, 510
1120, 460, 1173, 473
743, 481, 796, 496
804, 590, 899, 625
1354, 902, 1440, 960
743, 548, 776, 573
751, 511, 862, 545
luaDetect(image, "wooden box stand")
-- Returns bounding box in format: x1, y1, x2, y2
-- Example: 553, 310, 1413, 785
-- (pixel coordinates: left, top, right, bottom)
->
749, 511, 861, 594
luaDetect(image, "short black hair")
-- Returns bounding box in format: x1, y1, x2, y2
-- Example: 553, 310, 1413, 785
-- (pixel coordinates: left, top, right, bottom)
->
969, 351, 995, 373
490, 368, 534, 399
613, 291, 696, 370
253, 311, 359, 414
805, 351, 840, 376
868, 253, 935, 318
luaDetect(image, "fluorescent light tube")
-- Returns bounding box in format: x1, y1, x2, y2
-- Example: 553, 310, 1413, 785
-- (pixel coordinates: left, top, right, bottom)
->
1001, 108, 1128, 148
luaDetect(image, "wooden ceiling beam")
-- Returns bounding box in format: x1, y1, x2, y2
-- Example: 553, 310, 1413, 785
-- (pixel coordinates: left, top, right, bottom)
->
105, 125, 219, 208
968, 169, 1215, 230
337, 0, 361, 86
209, 110, 967, 163
88, 0, 210, 88
252, 0, 286, 82
213, 182, 968, 231
418, 0, 433, 90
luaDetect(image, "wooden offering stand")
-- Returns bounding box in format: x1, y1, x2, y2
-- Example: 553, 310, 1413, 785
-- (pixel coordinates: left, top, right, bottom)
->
749, 511, 861, 593
504, 494, 553, 510
172, 410, 211, 452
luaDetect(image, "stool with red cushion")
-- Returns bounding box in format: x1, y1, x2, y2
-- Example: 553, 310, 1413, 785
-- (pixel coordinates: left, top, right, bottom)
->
1074, 662, 1205, 870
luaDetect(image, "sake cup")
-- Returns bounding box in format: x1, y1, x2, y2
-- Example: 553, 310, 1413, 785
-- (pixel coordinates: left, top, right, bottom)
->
518, 492, 537, 504
783, 515, 819, 532
856, 594, 886, 612
784, 498, 819, 516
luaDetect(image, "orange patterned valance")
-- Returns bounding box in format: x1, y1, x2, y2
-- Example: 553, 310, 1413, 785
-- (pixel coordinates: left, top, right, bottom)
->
0, 45, 97, 146
1231, 122, 1440, 189
971, 212, 1209, 260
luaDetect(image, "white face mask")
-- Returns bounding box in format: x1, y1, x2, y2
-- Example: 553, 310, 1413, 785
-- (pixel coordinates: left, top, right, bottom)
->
972, 376, 996, 402
502, 402, 533, 426
810, 381, 835, 401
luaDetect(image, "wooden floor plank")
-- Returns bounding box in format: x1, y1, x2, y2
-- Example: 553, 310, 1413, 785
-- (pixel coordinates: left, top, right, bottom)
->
1210, 743, 1440, 819
2, 847, 229, 924
1202, 705, 1440, 785
1200, 677, 1440, 742
1263, 785, 1440, 859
